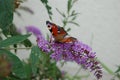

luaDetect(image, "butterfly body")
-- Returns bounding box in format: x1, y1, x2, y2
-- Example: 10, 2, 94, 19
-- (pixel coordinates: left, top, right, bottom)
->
46, 21, 77, 43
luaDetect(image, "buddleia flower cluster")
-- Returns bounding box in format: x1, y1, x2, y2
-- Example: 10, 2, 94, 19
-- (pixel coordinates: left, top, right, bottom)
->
26, 26, 102, 79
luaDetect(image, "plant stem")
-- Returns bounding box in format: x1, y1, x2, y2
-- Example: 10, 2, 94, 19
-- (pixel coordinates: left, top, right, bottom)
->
73, 66, 82, 78
0, 47, 32, 50
98, 59, 114, 74
63, 17, 68, 28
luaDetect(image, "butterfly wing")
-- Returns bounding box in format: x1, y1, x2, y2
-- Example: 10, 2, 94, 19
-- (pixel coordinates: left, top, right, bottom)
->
58, 37, 76, 43
46, 21, 77, 43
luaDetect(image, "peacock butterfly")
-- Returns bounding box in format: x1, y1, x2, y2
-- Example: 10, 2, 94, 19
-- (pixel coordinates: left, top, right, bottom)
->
46, 21, 77, 43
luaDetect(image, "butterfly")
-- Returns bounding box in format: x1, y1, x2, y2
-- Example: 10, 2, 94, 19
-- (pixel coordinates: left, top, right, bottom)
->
46, 21, 77, 43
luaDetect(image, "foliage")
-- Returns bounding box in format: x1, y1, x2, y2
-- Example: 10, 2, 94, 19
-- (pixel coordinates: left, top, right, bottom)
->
0, 0, 14, 30
41, 0, 52, 20
56, 0, 80, 32
0, 0, 32, 49
111, 66, 120, 80
0, 34, 31, 47
0, 0, 61, 79
0, 50, 27, 79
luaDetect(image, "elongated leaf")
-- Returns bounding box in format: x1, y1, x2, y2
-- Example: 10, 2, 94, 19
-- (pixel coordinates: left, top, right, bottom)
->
70, 10, 80, 17
68, 21, 80, 27
67, 0, 72, 14
116, 73, 120, 79
115, 66, 120, 73
0, 49, 27, 79
71, 13, 80, 17
56, 8, 66, 18
62, 19, 67, 28
71, 10, 75, 15
22, 39, 32, 47
46, 5, 52, 20
4, 24, 32, 47
0, 0, 14, 30
71, 16, 77, 21
23, 62, 32, 79
19, 6, 34, 14
14, 11, 21, 17
41, 0, 48, 3
29, 46, 41, 76
66, 28, 71, 32
0, 34, 31, 47
40, 0, 52, 20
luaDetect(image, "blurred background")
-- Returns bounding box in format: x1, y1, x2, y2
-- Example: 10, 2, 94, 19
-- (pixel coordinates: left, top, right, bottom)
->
13, 0, 120, 79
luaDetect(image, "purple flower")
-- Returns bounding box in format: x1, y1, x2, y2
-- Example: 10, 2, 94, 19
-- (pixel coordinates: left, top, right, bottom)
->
50, 41, 102, 79
26, 26, 42, 36
26, 26, 50, 52
37, 35, 50, 52
26, 26, 102, 79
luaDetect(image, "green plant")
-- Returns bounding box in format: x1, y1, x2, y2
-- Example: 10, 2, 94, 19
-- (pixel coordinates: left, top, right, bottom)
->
56, 0, 80, 32
0, 0, 61, 80
111, 65, 120, 80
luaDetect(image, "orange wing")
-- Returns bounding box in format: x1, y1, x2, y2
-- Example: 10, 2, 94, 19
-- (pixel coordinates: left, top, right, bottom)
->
46, 21, 77, 43
59, 37, 77, 43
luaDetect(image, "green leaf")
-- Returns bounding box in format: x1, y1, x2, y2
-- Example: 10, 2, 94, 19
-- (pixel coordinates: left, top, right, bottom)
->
1, 23, 32, 48
69, 10, 80, 17
41, 0, 48, 4
29, 46, 41, 76
40, 0, 52, 20
56, 8, 66, 18
0, 36, 2, 41
29, 46, 62, 79
67, 0, 72, 14
46, 5, 52, 20
23, 62, 32, 79
66, 28, 71, 32
19, 6, 34, 14
0, 0, 14, 30
0, 34, 31, 47
98, 60, 114, 74
0, 49, 27, 79
4, 24, 32, 47
2, 23, 19, 36
68, 21, 80, 27
62, 19, 67, 28
71, 10, 75, 14
71, 13, 80, 17
45, 63, 62, 79
21, 39, 32, 47
115, 66, 120, 73
71, 16, 77, 21
116, 73, 120, 79
14, 11, 21, 17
